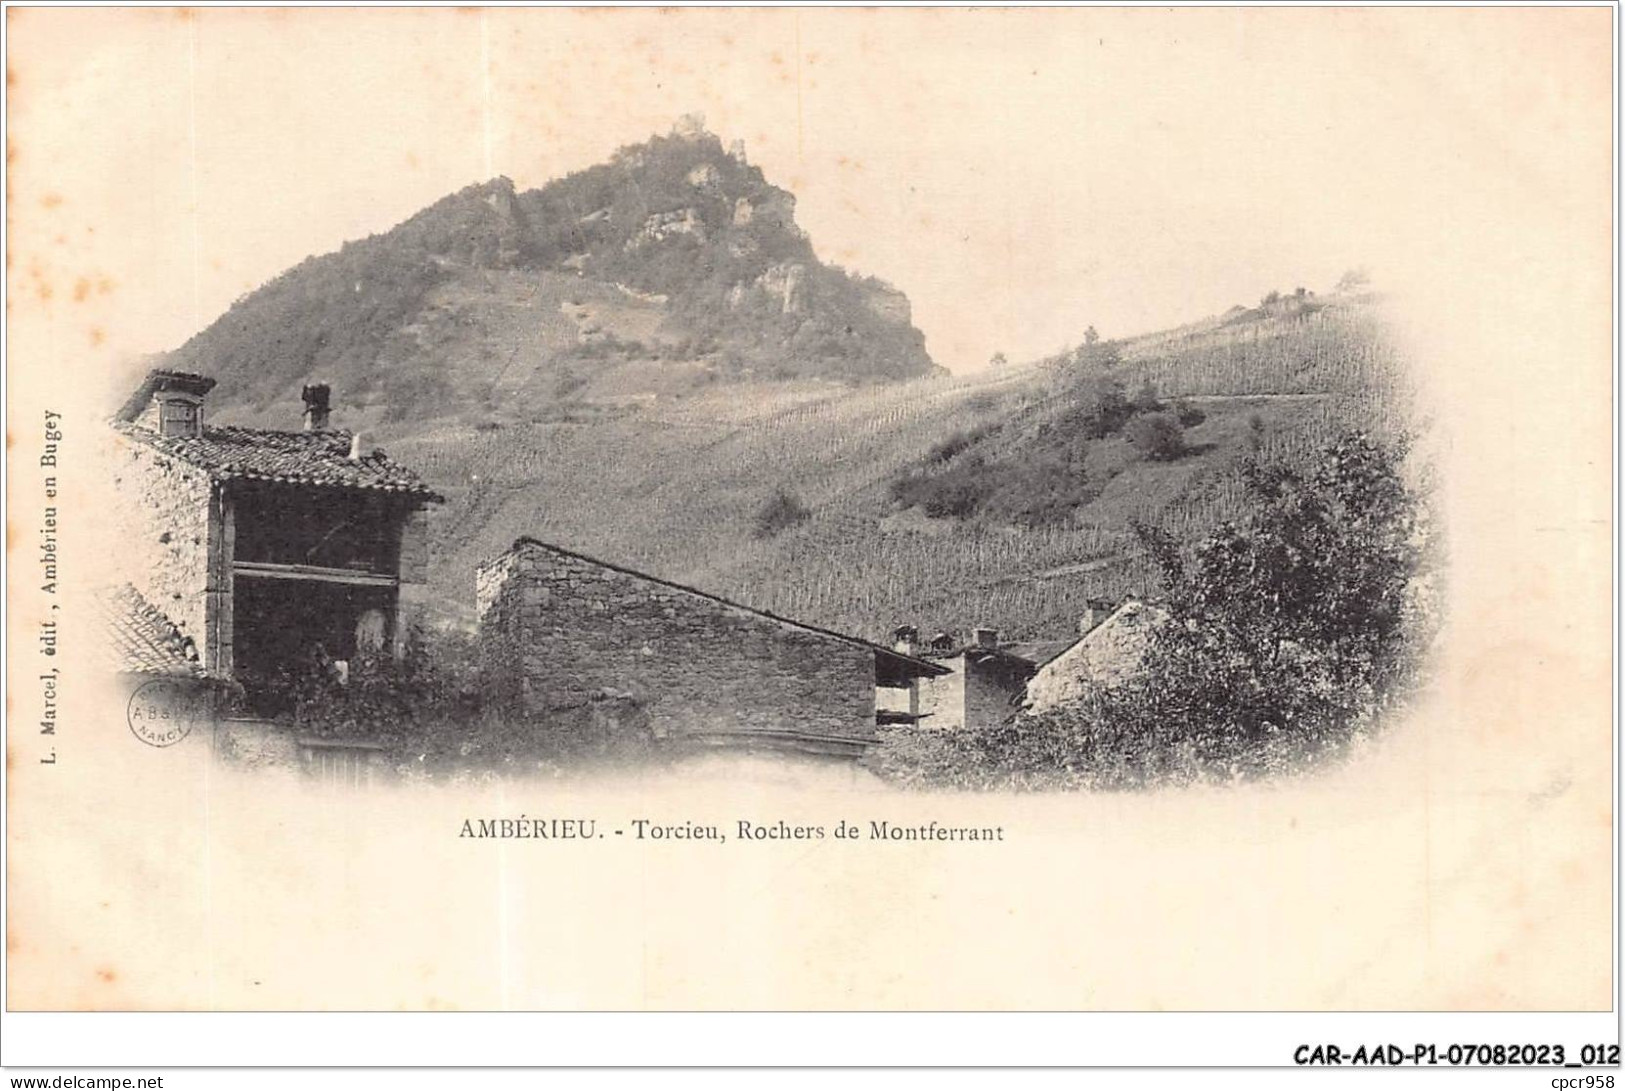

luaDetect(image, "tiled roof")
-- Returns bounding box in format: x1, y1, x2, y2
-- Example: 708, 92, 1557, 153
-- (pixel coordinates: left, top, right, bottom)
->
92, 584, 217, 679
113, 422, 441, 500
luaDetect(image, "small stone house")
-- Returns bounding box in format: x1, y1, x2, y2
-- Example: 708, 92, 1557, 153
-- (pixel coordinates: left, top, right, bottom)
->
107, 370, 441, 703
476, 537, 948, 760
882, 626, 1047, 732
1023, 599, 1171, 714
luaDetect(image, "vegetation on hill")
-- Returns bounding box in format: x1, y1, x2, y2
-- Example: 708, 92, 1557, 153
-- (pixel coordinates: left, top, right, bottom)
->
884, 372, 1210, 526
163, 125, 939, 423
369, 295, 1413, 651
869, 430, 1439, 789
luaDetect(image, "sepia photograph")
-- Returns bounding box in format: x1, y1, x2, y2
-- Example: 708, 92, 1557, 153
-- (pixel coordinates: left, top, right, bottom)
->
1, 3, 1616, 1071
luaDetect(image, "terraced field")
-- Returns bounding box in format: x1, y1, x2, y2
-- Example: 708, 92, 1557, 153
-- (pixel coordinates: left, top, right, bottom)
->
376, 296, 1413, 644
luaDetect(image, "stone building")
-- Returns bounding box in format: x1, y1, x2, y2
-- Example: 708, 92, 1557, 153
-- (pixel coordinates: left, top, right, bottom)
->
881, 626, 1049, 732
476, 537, 948, 760
1023, 599, 1171, 714
106, 369, 441, 703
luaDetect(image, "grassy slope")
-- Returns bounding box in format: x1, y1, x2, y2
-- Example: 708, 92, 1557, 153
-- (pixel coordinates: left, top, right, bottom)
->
377, 295, 1412, 646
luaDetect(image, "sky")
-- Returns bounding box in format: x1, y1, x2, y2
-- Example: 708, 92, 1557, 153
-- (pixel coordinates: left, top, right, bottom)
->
7, 7, 1612, 374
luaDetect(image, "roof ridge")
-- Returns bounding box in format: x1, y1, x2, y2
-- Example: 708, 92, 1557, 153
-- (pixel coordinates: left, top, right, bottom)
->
493, 536, 950, 675
207, 423, 354, 437
111, 420, 441, 500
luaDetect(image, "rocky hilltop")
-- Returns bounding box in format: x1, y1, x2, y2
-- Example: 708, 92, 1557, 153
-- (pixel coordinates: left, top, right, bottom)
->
163, 119, 940, 425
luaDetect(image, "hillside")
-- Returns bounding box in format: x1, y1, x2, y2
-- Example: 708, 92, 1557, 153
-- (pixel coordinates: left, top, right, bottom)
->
375, 294, 1414, 646
161, 121, 939, 425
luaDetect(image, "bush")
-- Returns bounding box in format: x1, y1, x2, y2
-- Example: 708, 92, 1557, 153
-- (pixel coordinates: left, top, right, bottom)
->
1072, 338, 1123, 371
926, 425, 991, 464
1132, 380, 1163, 414
863, 726, 977, 788
232, 628, 523, 773
753, 487, 811, 538
890, 464, 990, 519
1126, 411, 1187, 461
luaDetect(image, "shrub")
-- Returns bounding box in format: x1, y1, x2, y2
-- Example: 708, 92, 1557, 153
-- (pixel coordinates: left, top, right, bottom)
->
1173, 400, 1206, 427
1059, 377, 1135, 439
1126, 411, 1187, 461
231, 627, 560, 779
1132, 380, 1163, 414
926, 426, 990, 464
1072, 339, 1123, 371
890, 464, 991, 519
754, 487, 812, 538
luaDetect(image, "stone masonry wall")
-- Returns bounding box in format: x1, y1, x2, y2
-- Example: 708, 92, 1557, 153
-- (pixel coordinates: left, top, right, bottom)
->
963, 657, 1029, 732
478, 544, 877, 743
915, 655, 1029, 732
108, 436, 217, 659
916, 660, 966, 731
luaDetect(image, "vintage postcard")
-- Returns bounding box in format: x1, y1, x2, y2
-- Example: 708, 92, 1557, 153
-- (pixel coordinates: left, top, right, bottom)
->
2, 5, 1615, 1032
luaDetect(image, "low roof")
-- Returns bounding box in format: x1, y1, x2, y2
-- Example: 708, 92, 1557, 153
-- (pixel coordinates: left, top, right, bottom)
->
113, 421, 442, 500
492, 537, 950, 680
93, 583, 222, 680
923, 643, 1040, 668
1001, 639, 1075, 668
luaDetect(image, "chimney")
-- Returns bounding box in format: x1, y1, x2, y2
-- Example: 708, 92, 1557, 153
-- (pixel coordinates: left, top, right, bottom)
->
891, 624, 919, 655
974, 627, 998, 648
120, 370, 215, 439
302, 384, 332, 431
348, 432, 364, 461
1080, 599, 1114, 635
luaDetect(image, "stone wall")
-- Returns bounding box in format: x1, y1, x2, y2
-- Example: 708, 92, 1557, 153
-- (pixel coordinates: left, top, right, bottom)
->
478, 543, 877, 745
108, 435, 219, 662
396, 507, 431, 585
916, 660, 966, 731
963, 656, 1030, 732
914, 654, 1030, 731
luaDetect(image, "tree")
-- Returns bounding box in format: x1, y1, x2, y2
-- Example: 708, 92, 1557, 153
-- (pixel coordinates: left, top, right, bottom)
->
882, 433, 1436, 789
1084, 325, 1100, 345
1125, 411, 1186, 461
1131, 380, 1163, 414
1072, 337, 1121, 371
989, 351, 1008, 372
1088, 432, 1431, 781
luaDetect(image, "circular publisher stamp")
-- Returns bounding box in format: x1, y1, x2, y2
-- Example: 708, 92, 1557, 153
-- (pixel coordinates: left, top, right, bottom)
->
127, 679, 209, 748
